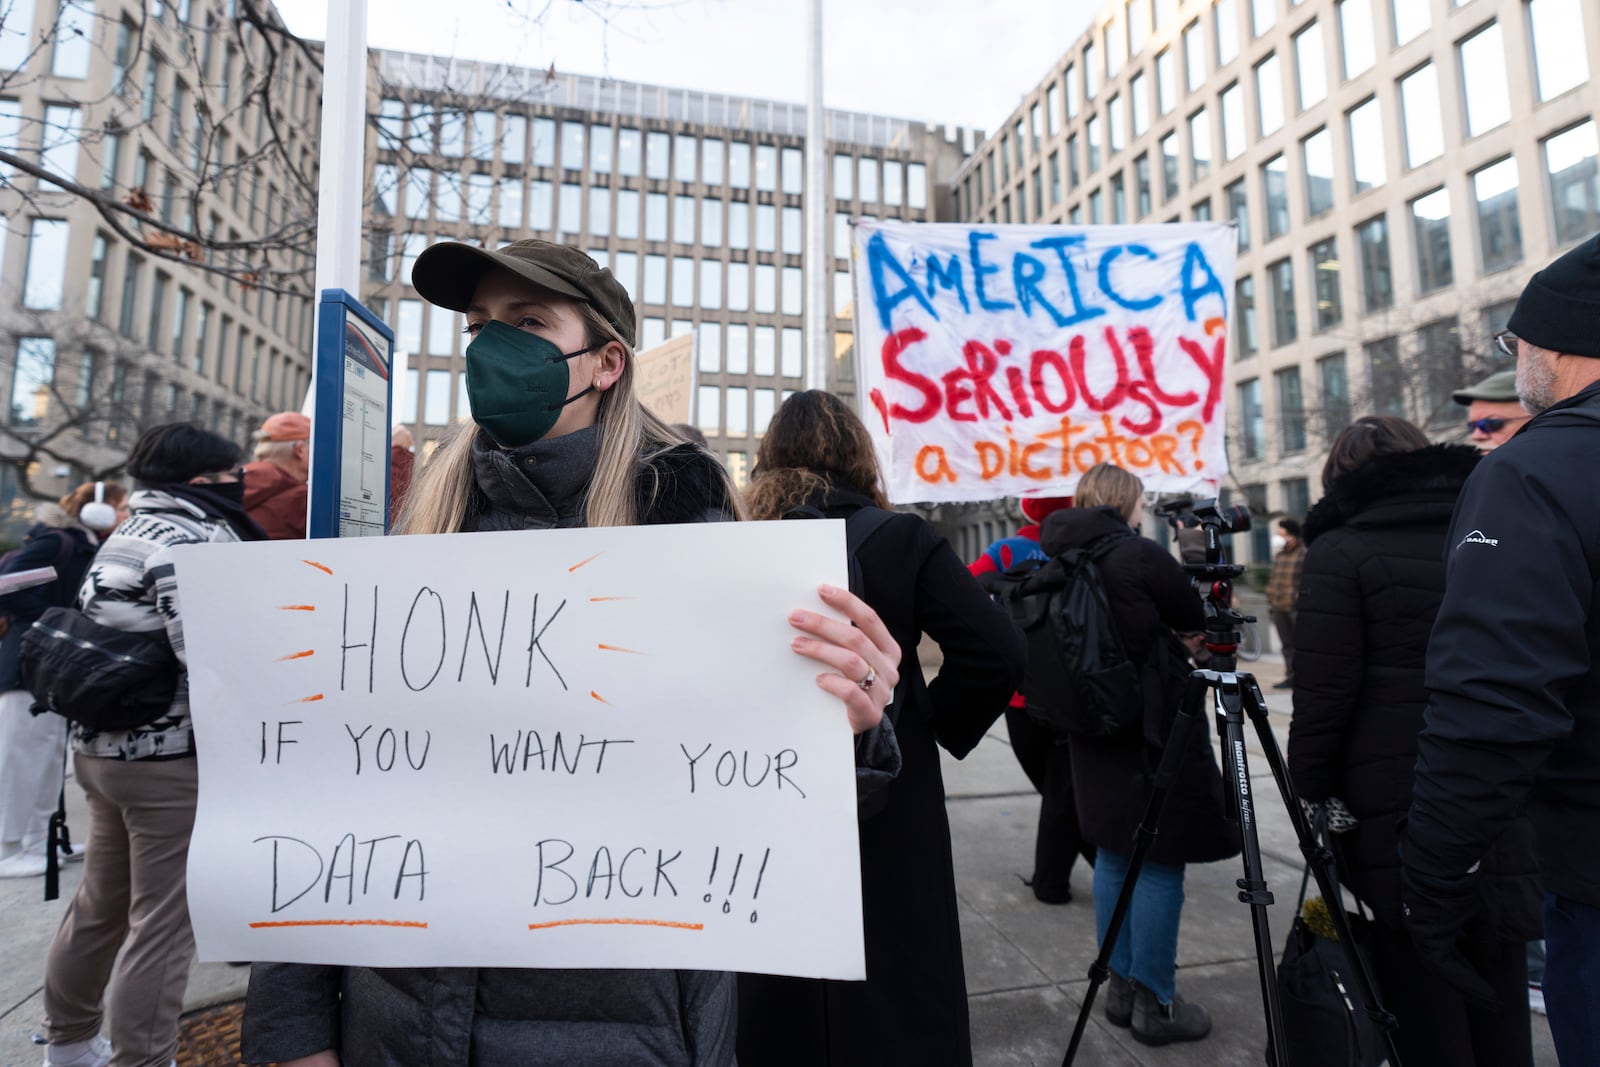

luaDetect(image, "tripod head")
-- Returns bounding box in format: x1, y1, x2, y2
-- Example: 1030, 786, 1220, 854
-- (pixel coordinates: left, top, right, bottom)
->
1152, 496, 1255, 672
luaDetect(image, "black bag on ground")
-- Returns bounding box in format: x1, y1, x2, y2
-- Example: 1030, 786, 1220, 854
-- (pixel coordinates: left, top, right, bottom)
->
986, 532, 1140, 737
20, 606, 180, 730
1270, 814, 1387, 1067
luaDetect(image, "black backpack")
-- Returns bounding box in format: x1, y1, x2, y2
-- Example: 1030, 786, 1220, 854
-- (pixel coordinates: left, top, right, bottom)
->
988, 532, 1142, 738
21, 607, 181, 730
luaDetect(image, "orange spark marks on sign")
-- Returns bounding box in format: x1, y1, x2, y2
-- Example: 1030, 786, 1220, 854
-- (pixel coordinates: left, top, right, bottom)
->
526, 918, 704, 932
597, 644, 645, 655
276, 650, 316, 662
249, 919, 427, 929
591, 691, 610, 705
293, 694, 324, 704
568, 551, 604, 573
302, 560, 334, 575
277, 605, 317, 612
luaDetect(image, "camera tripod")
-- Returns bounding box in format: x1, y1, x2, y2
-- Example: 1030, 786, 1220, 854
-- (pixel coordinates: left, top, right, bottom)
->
1060, 569, 1402, 1067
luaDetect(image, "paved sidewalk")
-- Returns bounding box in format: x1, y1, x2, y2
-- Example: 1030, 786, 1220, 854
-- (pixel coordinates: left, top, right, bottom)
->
1, 651, 1557, 1065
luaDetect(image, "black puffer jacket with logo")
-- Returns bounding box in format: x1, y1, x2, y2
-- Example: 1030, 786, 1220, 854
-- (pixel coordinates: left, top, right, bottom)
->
1286, 445, 1541, 930
1408, 380, 1600, 913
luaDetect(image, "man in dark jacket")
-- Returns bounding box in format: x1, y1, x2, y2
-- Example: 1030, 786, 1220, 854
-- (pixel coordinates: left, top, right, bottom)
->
1403, 233, 1600, 1067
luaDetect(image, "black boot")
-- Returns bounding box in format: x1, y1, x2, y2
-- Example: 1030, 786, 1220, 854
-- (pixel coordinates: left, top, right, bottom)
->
1104, 972, 1133, 1027
1130, 980, 1211, 1046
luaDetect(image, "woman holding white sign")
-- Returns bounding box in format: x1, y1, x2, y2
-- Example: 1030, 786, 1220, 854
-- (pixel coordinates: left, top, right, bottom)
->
242, 240, 902, 1067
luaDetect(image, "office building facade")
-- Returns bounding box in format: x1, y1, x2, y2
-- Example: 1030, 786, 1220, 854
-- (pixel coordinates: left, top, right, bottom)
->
948, 0, 1600, 564
360, 51, 971, 487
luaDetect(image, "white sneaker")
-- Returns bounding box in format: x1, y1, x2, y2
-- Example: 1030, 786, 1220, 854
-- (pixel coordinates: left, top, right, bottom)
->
42, 1034, 112, 1067
0, 851, 47, 878
59, 844, 85, 864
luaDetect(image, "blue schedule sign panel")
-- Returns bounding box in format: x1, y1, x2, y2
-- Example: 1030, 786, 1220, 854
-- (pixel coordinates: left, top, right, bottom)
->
310, 290, 394, 539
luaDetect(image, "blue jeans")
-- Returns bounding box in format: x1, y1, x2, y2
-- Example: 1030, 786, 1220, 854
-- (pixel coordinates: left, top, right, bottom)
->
1093, 849, 1186, 1004
1544, 892, 1600, 1066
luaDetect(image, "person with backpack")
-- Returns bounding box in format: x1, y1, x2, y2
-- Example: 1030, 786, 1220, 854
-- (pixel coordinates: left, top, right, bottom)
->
1039, 462, 1237, 1047
0, 483, 126, 879
969, 496, 1097, 905
36, 425, 267, 1067
739, 390, 1026, 1067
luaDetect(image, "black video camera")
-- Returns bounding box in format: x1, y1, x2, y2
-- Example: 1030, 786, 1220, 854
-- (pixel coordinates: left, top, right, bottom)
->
1152, 497, 1255, 649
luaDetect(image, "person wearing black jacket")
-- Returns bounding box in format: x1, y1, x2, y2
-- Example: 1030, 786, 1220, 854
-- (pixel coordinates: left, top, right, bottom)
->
1041, 463, 1238, 1047
1289, 423, 1536, 1066
1403, 233, 1600, 1067
739, 390, 1026, 1067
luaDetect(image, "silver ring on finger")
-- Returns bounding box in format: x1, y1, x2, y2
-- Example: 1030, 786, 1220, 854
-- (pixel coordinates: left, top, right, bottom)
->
857, 667, 876, 692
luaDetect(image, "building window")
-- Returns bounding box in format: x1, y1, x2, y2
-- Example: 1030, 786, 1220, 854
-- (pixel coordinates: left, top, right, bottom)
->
1310, 238, 1342, 331
148, 271, 169, 351
1295, 21, 1327, 110
701, 139, 723, 185
1235, 275, 1258, 359
1366, 337, 1405, 417
1317, 352, 1350, 438
559, 121, 585, 171
1417, 317, 1464, 424
1262, 155, 1289, 238
699, 260, 721, 311
672, 257, 694, 309
752, 144, 777, 193
883, 159, 903, 207
726, 387, 749, 436
728, 202, 749, 250
558, 184, 582, 236
674, 195, 696, 244
1085, 41, 1100, 99
1216, 0, 1240, 66
727, 324, 749, 374
702, 199, 722, 247
1282, 477, 1311, 521
1473, 157, 1522, 271
1400, 64, 1443, 167
782, 206, 802, 255
1276, 367, 1306, 454
1545, 121, 1600, 245
615, 127, 641, 176
22, 218, 70, 310
86, 232, 109, 320
588, 125, 613, 173
1047, 83, 1063, 134
613, 251, 639, 300
1087, 114, 1102, 172
1410, 188, 1454, 294
1268, 258, 1297, 346
172, 287, 191, 360
1227, 179, 1249, 249
1303, 128, 1334, 218
1161, 132, 1179, 200
646, 193, 668, 242
1067, 134, 1082, 189
41, 105, 82, 181
1237, 378, 1264, 461
1156, 49, 1176, 114
1255, 53, 1284, 136
10, 338, 56, 427
1065, 62, 1081, 117
497, 178, 523, 229
1339, 0, 1376, 79
1221, 82, 1245, 160
832, 153, 853, 199
1189, 108, 1211, 182
1135, 154, 1151, 217
1193, 196, 1212, 221
755, 204, 776, 252
678, 135, 699, 184
1183, 20, 1205, 91
1251, 0, 1275, 36
528, 180, 553, 230
502, 114, 526, 165
1529, 0, 1590, 101
643, 255, 666, 305
1347, 96, 1385, 193
697, 322, 721, 373
908, 163, 927, 209
1459, 23, 1509, 137
1111, 173, 1127, 224
754, 326, 777, 376
1356, 214, 1394, 311
727, 263, 748, 311
1393, 0, 1429, 46
755, 264, 776, 313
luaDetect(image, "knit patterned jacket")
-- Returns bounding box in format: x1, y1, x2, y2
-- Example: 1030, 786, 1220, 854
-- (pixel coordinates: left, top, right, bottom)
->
72, 489, 240, 760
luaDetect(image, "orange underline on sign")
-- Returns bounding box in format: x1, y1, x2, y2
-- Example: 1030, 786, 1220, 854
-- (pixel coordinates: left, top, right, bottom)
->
568, 551, 604, 572
294, 694, 324, 704
589, 596, 632, 602
302, 560, 334, 575
249, 919, 428, 929
591, 691, 610, 705
527, 918, 703, 932
278, 605, 316, 612
597, 644, 645, 655
277, 650, 315, 661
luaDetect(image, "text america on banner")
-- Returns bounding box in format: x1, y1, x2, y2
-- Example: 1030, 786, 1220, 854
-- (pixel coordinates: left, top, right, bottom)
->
851, 220, 1237, 504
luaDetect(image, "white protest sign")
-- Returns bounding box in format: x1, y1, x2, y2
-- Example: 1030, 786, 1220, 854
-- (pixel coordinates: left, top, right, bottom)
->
851, 220, 1236, 504
175, 521, 864, 978
634, 333, 696, 426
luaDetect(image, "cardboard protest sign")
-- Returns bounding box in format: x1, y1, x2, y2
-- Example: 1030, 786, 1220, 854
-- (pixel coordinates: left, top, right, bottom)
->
634, 333, 696, 425
852, 221, 1236, 503
175, 522, 865, 978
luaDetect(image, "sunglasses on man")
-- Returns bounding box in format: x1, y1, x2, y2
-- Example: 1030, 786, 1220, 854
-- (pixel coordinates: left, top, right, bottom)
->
1494, 330, 1518, 360
1466, 415, 1528, 434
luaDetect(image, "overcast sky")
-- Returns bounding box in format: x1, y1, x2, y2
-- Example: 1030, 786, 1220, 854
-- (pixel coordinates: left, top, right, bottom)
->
272, 0, 1100, 135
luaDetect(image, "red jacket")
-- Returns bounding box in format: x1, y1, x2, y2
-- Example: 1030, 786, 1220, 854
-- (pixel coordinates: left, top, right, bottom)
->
243, 461, 308, 540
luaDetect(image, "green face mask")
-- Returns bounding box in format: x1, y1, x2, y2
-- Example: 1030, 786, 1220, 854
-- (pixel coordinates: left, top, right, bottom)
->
464, 320, 599, 448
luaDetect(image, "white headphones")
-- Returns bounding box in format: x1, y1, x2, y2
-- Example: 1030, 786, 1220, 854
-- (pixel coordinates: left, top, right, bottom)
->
79, 481, 118, 532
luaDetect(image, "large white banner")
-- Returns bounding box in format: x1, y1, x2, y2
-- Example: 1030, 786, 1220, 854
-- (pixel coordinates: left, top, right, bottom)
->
852, 221, 1236, 504
175, 522, 865, 978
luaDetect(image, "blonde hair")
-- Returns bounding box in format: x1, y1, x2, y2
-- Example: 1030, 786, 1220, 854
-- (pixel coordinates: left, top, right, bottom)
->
396, 299, 744, 533
1075, 463, 1144, 522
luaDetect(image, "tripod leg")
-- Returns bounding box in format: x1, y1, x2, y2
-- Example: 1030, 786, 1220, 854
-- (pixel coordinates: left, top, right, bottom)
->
1237, 678, 1404, 1067
1214, 678, 1291, 1066
1061, 672, 1210, 1067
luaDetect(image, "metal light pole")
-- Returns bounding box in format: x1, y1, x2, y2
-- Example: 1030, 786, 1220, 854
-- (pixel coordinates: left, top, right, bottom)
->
313, 0, 369, 298
803, 0, 830, 392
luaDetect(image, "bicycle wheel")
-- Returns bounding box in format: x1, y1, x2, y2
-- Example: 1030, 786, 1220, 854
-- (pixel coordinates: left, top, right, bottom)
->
1236, 618, 1263, 661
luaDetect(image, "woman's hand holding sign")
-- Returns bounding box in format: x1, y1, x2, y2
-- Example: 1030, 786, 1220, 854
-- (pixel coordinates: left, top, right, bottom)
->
790, 584, 902, 735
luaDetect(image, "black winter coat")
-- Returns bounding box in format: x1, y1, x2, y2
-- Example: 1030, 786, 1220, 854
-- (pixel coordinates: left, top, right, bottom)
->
737, 485, 1026, 1067
0, 524, 99, 690
1040, 506, 1238, 867
1408, 380, 1600, 914
1286, 445, 1542, 931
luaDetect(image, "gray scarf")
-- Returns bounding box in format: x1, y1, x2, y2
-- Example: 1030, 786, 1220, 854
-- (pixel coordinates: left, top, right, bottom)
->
466, 425, 602, 531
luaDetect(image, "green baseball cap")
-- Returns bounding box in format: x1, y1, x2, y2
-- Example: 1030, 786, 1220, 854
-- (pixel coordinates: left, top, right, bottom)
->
410, 239, 637, 347
1451, 369, 1519, 405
